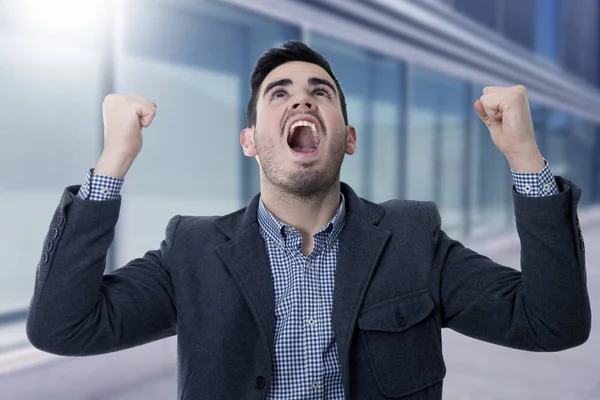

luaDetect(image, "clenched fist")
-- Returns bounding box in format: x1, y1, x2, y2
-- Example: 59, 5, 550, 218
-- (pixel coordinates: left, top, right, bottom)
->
95, 94, 157, 178
475, 85, 545, 172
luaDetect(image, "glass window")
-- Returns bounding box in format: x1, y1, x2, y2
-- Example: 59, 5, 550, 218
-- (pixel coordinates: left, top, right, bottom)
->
453, 0, 500, 29
546, 111, 571, 177
542, 110, 596, 205
370, 57, 404, 203
501, 0, 535, 49
408, 67, 469, 235
558, 0, 598, 81
534, 0, 561, 61
439, 79, 469, 233
566, 117, 596, 204
407, 68, 437, 202
115, 0, 299, 266
0, 18, 105, 348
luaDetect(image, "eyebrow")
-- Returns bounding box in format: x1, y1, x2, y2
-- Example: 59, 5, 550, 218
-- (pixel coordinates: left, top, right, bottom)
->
262, 77, 337, 97
263, 79, 292, 97
308, 77, 336, 95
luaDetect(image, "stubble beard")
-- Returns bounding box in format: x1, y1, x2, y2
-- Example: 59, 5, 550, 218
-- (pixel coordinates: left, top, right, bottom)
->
255, 128, 347, 199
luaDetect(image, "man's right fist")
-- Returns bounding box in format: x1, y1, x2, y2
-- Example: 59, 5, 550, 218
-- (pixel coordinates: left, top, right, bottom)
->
95, 94, 157, 179
102, 94, 157, 159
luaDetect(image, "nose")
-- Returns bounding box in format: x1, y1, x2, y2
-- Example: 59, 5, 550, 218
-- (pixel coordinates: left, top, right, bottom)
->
292, 102, 312, 110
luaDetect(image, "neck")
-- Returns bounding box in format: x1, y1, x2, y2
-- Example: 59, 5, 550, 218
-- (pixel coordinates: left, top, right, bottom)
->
259, 180, 342, 240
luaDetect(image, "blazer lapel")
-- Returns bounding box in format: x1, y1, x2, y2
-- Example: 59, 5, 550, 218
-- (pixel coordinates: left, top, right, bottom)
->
215, 195, 275, 368
213, 184, 391, 392
333, 184, 392, 396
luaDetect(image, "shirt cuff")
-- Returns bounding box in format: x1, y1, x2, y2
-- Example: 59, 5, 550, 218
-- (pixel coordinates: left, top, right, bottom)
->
76, 169, 124, 200
511, 160, 559, 197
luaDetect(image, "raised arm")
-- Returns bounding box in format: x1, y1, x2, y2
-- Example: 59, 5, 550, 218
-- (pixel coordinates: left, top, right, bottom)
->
26, 95, 179, 356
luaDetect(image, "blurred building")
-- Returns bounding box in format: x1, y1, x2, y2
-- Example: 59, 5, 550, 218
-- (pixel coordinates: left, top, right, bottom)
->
1, 0, 599, 354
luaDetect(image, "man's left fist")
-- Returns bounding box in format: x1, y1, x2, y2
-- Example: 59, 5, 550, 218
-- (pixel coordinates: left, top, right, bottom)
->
475, 85, 544, 172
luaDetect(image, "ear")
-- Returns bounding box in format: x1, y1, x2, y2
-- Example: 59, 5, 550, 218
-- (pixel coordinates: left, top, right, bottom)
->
240, 127, 257, 157
345, 125, 357, 155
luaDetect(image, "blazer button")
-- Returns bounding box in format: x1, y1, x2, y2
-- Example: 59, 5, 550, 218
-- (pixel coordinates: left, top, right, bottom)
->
254, 376, 266, 389
57, 216, 65, 227
51, 228, 59, 240
47, 240, 54, 251
42, 252, 49, 264
396, 315, 407, 327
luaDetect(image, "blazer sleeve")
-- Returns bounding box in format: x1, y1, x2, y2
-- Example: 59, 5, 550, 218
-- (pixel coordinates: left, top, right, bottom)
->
26, 186, 178, 356
435, 176, 591, 351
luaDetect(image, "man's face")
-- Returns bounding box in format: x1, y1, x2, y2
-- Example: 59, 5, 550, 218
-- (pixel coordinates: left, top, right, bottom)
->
241, 61, 356, 197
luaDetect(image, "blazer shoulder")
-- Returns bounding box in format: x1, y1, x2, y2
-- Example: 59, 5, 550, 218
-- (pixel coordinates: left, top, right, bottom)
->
164, 214, 225, 246
379, 198, 435, 217
375, 198, 437, 230
176, 214, 222, 232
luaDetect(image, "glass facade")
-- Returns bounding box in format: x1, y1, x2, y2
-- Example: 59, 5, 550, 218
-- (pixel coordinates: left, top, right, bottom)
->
559, 0, 599, 83
534, 0, 561, 61
408, 67, 470, 236
0, 29, 104, 315
501, 0, 535, 49
453, 0, 500, 29
0, 0, 599, 353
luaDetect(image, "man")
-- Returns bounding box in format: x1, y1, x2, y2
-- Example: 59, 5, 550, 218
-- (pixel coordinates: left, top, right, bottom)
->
27, 41, 591, 399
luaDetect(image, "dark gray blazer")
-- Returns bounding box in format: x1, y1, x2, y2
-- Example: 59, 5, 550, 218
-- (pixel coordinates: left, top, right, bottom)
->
26, 178, 591, 399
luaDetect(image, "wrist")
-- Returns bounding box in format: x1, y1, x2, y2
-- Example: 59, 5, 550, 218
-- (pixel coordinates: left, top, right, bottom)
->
506, 147, 545, 173
94, 152, 136, 179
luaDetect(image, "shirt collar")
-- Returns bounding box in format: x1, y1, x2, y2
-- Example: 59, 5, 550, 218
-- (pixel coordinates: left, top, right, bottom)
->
257, 194, 346, 243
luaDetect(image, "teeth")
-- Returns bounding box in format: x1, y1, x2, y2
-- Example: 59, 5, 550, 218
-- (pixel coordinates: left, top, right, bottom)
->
289, 120, 320, 144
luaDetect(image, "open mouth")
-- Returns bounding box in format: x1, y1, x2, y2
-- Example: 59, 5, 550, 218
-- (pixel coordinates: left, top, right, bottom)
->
287, 120, 320, 153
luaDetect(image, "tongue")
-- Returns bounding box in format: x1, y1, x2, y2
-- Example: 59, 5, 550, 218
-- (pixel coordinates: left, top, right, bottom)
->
290, 126, 317, 153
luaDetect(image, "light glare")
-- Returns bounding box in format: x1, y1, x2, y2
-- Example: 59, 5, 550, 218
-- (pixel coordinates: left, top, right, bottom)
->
9, 0, 107, 37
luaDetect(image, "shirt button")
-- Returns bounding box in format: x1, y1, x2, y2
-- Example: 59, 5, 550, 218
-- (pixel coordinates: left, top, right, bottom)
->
279, 241, 284, 249
524, 184, 531, 193
306, 262, 312, 270
311, 382, 321, 389
308, 318, 315, 327
543, 183, 551, 192
101, 187, 110, 196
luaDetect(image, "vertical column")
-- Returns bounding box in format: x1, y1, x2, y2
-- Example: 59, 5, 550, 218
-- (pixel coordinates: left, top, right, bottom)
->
433, 84, 442, 206
462, 83, 477, 237
363, 55, 375, 199
239, 27, 254, 205
397, 63, 410, 200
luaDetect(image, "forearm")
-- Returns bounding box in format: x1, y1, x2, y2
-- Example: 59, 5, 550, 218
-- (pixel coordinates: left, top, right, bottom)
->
26, 186, 122, 352
440, 178, 589, 351
27, 184, 177, 356
514, 176, 590, 347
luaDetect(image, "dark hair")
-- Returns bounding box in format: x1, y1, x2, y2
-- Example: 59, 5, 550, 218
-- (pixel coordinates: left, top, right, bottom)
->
246, 40, 348, 128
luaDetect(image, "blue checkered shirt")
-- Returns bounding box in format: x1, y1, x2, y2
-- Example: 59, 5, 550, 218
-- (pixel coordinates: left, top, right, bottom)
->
257, 195, 346, 398
76, 161, 559, 398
